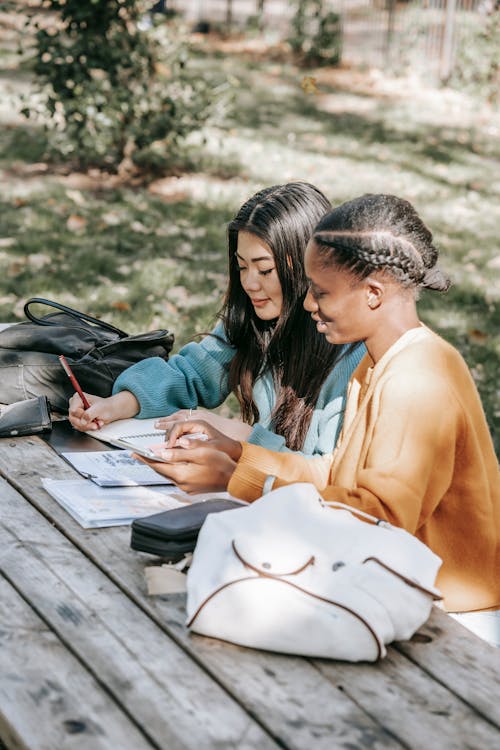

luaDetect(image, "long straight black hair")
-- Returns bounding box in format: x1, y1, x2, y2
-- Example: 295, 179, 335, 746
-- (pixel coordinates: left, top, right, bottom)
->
219, 182, 349, 451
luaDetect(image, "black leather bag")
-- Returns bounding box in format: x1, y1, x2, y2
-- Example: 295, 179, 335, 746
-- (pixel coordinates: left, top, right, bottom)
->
0, 396, 52, 437
131, 499, 244, 560
0, 298, 174, 412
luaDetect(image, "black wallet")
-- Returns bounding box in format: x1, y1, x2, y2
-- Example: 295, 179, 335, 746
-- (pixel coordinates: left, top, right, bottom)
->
131, 498, 243, 560
0, 396, 52, 437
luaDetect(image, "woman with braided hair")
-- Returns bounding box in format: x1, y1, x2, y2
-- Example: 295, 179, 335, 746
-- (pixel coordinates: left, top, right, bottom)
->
142, 193, 500, 644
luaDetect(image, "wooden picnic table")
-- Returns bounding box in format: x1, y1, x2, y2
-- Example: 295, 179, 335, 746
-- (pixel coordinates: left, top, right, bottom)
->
0, 426, 499, 750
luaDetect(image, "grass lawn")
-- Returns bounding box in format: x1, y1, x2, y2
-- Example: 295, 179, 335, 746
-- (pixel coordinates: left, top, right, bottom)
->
0, 12, 499, 453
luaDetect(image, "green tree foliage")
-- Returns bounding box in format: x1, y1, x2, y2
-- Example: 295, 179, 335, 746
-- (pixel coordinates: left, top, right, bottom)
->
288, 0, 342, 66
450, 7, 499, 105
22, 0, 227, 171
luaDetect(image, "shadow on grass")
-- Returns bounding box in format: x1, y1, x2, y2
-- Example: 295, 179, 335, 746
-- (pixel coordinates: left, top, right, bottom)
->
0, 189, 229, 269
0, 123, 50, 164
0, 190, 232, 334
0, 119, 245, 183
225, 65, 499, 195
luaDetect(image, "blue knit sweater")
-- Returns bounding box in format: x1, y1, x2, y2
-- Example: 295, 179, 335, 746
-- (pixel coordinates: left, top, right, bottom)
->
113, 324, 365, 455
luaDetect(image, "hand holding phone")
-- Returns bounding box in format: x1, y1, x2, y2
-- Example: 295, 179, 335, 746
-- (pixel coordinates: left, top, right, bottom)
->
129, 434, 208, 463
129, 445, 174, 463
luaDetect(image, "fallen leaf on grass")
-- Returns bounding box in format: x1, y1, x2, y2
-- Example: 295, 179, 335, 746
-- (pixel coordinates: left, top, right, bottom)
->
111, 301, 131, 312
66, 214, 87, 232
468, 328, 488, 343
7, 260, 26, 277
301, 76, 319, 95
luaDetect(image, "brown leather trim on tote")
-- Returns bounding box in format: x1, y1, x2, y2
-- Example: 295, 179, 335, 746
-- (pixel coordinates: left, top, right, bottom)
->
187, 545, 384, 659
362, 557, 443, 601
231, 539, 315, 577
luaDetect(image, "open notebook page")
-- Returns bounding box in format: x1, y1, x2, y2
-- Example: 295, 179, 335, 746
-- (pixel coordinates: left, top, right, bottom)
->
90, 417, 165, 450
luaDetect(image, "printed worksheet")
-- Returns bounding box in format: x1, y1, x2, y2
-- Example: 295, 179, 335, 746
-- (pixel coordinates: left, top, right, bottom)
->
61, 449, 173, 487
41, 477, 187, 528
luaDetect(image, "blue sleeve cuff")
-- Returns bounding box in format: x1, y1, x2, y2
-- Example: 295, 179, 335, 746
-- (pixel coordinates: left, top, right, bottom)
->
247, 423, 288, 452
111, 324, 234, 418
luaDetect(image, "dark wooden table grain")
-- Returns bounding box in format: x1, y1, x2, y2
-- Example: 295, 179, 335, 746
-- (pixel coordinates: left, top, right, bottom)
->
1, 429, 499, 750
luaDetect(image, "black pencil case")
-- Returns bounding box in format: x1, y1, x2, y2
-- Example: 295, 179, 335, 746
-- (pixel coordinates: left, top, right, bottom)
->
0, 395, 52, 438
130, 498, 244, 560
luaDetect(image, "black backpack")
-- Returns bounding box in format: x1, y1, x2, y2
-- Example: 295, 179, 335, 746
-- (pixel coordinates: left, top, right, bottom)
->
0, 298, 174, 412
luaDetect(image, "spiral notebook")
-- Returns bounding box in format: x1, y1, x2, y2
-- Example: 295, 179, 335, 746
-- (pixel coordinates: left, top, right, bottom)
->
90, 417, 165, 451
90, 417, 207, 454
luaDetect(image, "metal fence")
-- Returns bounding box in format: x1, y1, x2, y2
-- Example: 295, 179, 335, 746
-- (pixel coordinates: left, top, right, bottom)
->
336, 0, 483, 82
171, 0, 485, 82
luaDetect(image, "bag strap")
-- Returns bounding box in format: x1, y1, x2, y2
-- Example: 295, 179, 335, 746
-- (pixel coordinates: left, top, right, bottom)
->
321, 499, 392, 528
263, 480, 391, 528
24, 298, 128, 338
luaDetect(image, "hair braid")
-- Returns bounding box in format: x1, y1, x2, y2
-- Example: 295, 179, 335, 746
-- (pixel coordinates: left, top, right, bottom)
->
313, 196, 450, 292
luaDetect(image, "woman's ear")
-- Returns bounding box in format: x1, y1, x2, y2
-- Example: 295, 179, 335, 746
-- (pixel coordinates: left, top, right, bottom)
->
365, 279, 384, 310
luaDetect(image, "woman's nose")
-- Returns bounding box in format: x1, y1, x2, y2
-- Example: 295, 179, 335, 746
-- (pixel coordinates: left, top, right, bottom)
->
242, 270, 261, 291
303, 288, 317, 312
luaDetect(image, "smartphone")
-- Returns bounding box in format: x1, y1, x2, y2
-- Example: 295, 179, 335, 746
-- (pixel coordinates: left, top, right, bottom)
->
122, 433, 208, 463
111, 440, 173, 463
126, 445, 173, 463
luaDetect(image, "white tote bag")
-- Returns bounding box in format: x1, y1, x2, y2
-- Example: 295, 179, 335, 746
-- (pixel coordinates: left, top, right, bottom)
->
186, 483, 442, 661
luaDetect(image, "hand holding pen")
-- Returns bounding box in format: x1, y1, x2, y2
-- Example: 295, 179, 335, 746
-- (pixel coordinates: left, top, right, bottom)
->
59, 355, 91, 408
59, 355, 100, 427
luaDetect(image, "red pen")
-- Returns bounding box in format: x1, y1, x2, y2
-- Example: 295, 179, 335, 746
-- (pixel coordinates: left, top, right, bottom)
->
59, 354, 91, 410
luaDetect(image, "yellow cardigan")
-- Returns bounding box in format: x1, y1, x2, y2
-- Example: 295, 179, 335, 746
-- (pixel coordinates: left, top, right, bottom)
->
228, 327, 500, 613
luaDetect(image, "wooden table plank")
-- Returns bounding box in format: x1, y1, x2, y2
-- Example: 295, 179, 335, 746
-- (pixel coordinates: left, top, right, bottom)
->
393, 612, 500, 727
315, 631, 500, 749
0, 436, 407, 749
0, 478, 280, 750
0, 575, 154, 750
1, 434, 499, 749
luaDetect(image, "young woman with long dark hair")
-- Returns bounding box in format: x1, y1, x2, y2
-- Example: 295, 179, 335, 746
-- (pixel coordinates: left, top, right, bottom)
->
69, 183, 365, 453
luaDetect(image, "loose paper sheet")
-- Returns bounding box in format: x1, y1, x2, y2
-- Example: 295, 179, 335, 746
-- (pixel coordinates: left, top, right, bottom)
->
145, 561, 190, 595
41, 477, 188, 528
61, 449, 173, 486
